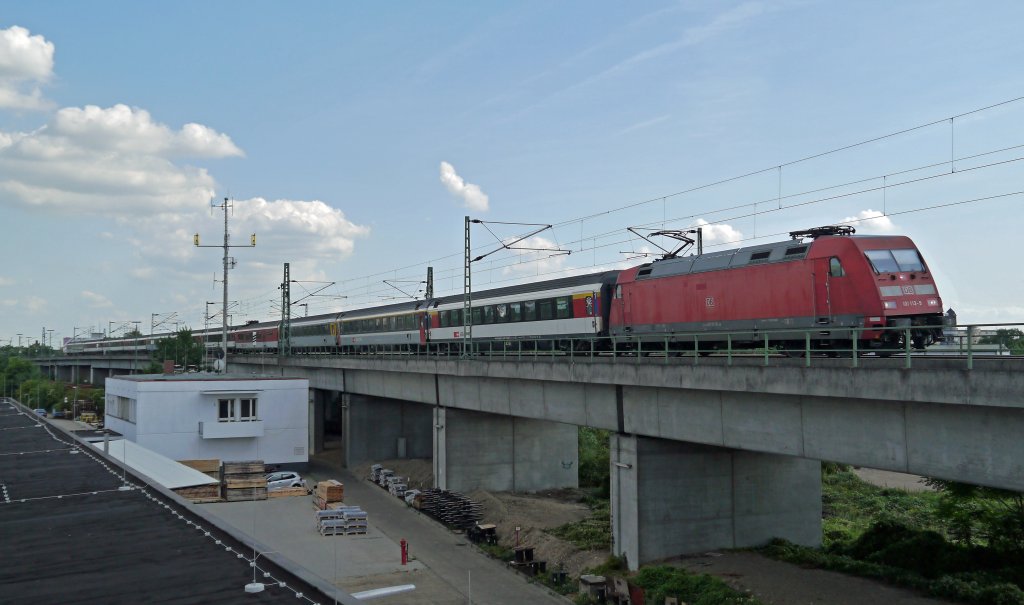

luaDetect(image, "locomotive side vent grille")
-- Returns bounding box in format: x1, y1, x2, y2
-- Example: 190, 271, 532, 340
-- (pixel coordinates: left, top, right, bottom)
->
785, 246, 808, 256
749, 251, 771, 263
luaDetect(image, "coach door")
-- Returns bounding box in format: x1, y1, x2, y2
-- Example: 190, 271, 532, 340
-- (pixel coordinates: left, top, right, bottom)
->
418, 312, 428, 345
813, 258, 831, 324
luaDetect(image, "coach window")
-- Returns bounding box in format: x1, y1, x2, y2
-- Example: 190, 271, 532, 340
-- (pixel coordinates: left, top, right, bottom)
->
539, 300, 554, 321
496, 304, 508, 323
472, 307, 483, 324
439, 311, 449, 328
555, 297, 571, 319
523, 301, 537, 321
452, 309, 462, 325
829, 257, 845, 277
483, 305, 494, 324
510, 302, 522, 322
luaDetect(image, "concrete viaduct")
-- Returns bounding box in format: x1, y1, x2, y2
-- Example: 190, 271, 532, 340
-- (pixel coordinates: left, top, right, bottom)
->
40, 354, 1024, 570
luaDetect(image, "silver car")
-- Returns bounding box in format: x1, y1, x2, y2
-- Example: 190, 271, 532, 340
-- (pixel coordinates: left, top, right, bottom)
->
265, 471, 307, 491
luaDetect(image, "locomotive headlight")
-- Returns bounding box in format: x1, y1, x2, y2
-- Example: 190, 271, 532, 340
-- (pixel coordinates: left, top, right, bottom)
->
883, 301, 897, 310
927, 299, 939, 306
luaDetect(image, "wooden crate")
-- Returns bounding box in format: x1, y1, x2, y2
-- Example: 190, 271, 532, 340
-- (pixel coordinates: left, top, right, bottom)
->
177, 459, 220, 474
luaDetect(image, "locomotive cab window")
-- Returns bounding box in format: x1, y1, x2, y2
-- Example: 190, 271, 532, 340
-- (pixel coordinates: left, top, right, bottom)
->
829, 257, 845, 277
865, 250, 900, 274
892, 249, 925, 272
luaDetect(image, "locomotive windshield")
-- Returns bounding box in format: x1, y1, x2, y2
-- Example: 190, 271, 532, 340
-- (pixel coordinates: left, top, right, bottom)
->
865, 249, 925, 274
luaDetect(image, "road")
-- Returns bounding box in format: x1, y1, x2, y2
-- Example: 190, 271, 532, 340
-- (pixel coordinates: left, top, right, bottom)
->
199, 450, 568, 605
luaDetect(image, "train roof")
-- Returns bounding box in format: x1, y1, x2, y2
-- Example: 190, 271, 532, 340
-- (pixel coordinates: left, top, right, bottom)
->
636, 233, 900, 280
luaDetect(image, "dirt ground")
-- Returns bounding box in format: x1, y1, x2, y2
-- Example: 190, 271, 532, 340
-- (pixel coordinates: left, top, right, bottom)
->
676, 551, 954, 605
354, 459, 607, 577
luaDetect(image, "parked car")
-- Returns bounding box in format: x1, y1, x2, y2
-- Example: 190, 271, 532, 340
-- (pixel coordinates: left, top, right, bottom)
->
265, 471, 307, 491
33, 408, 47, 418
51, 410, 66, 419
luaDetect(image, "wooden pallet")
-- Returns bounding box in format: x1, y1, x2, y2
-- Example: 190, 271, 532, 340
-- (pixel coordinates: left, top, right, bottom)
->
173, 484, 221, 502
268, 486, 308, 498
222, 460, 265, 475
224, 474, 267, 489
224, 487, 267, 501
315, 480, 344, 502
177, 459, 220, 474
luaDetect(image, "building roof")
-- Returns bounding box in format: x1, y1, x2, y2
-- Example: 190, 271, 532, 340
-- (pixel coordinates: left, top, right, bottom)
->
90, 438, 219, 489
108, 372, 306, 383
0, 397, 349, 604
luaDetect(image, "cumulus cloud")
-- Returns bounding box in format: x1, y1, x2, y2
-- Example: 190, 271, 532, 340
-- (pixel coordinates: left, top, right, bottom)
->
0, 276, 13, 286
840, 209, 897, 234
501, 236, 570, 276
693, 219, 743, 244
440, 161, 489, 212
0, 104, 242, 215
81, 290, 113, 308
233, 197, 371, 258
0, 26, 54, 110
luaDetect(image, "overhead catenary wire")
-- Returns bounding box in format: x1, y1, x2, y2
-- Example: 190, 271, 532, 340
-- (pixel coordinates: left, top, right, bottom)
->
166, 95, 1024, 328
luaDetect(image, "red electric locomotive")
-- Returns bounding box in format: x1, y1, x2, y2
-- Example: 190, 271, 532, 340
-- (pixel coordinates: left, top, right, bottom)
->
608, 226, 944, 353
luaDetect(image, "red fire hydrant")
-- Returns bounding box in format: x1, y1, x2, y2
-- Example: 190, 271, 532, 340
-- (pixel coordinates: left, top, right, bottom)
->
400, 538, 408, 565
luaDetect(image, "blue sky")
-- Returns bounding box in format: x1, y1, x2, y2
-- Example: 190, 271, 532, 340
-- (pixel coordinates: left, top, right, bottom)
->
1, 1, 1023, 345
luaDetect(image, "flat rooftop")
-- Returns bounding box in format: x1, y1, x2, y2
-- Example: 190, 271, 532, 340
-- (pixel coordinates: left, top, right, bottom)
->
109, 372, 305, 382
0, 397, 343, 604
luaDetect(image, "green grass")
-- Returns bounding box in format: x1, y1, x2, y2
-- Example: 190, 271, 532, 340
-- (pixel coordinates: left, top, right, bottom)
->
821, 468, 943, 546
548, 498, 611, 550
758, 469, 1024, 605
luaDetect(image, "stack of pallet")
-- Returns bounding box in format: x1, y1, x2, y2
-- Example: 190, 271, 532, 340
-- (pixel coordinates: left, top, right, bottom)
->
221, 460, 267, 501
415, 489, 482, 529
315, 504, 368, 536
178, 459, 221, 481
386, 476, 407, 499
172, 483, 221, 503
313, 479, 344, 510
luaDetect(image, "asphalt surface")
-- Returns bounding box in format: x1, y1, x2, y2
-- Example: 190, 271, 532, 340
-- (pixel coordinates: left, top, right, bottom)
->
198, 451, 568, 605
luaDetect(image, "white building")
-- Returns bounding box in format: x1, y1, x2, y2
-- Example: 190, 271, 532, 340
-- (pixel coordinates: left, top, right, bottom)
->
104, 374, 310, 466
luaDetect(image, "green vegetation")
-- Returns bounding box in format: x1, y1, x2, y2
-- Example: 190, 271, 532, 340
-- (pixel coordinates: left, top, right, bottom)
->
578, 427, 610, 497
1, 349, 103, 414
144, 328, 207, 373
978, 328, 1024, 355
760, 467, 1024, 605
549, 497, 611, 550
630, 566, 764, 605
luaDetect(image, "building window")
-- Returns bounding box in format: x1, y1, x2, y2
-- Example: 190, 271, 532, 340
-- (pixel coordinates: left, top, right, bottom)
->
239, 398, 258, 421
107, 395, 136, 423
218, 398, 235, 422
218, 397, 258, 422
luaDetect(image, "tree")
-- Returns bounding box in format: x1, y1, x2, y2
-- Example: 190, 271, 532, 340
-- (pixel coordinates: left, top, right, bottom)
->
925, 478, 1024, 555
150, 328, 205, 371
979, 329, 1024, 355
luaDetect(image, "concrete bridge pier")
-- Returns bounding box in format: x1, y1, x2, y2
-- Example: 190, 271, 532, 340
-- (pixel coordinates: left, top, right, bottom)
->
610, 435, 821, 570
433, 407, 579, 493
